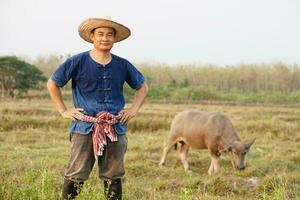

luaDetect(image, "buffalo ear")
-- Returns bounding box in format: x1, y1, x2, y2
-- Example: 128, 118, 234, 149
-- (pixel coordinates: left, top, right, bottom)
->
245, 138, 256, 150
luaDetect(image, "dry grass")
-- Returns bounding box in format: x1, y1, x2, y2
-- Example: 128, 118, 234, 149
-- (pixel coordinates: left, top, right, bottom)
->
0, 99, 299, 199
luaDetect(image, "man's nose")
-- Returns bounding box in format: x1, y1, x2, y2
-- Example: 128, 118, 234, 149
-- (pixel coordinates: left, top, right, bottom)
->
102, 35, 108, 41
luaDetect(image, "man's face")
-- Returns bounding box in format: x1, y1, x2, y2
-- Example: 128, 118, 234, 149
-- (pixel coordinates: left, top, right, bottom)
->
90, 27, 115, 51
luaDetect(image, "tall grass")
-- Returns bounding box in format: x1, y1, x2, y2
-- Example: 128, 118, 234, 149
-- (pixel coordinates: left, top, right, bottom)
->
28, 55, 300, 104
119, 62, 300, 104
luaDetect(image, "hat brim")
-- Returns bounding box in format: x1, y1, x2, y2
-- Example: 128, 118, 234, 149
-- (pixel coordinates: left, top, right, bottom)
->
78, 18, 131, 43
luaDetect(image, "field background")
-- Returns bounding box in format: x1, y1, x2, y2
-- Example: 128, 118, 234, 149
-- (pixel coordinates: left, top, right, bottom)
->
0, 97, 299, 200
1, 58, 300, 199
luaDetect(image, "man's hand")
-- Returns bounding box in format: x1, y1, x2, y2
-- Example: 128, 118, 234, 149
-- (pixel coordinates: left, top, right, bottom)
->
118, 108, 138, 124
61, 108, 84, 121
118, 83, 148, 124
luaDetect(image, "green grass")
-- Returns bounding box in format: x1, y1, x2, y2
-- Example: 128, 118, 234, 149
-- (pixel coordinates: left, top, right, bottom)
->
0, 99, 299, 199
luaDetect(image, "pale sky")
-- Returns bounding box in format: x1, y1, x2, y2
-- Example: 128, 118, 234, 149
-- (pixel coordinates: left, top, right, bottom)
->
1, 0, 299, 66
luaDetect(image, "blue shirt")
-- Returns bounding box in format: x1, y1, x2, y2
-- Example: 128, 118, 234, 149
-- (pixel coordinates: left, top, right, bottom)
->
51, 51, 145, 135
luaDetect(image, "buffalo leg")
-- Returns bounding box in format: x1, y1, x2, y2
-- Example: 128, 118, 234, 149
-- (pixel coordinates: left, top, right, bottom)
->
208, 156, 220, 175
159, 135, 178, 165
179, 142, 190, 171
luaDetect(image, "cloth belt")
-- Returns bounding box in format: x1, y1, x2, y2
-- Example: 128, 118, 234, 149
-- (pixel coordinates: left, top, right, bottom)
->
79, 111, 118, 158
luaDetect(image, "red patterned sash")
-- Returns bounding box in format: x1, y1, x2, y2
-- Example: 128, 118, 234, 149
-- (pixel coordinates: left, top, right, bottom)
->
80, 111, 118, 158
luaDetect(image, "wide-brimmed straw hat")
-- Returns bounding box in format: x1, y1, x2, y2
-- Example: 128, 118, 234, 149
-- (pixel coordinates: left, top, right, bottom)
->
78, 17, 131, 43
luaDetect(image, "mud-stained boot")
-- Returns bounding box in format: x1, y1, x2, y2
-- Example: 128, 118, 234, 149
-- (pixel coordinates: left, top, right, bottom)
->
62, 179, 83, 200
104, 179, 122, 200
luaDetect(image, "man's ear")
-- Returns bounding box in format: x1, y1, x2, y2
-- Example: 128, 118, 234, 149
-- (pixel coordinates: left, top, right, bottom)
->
90, 32, 95, 42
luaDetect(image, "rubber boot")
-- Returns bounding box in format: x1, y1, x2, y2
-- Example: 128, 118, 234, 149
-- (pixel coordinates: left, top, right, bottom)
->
62, 179, 83, 200
104, 179, 122, 200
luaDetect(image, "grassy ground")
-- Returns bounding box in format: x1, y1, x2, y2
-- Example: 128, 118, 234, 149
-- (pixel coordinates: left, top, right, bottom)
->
0, 99, 299, 199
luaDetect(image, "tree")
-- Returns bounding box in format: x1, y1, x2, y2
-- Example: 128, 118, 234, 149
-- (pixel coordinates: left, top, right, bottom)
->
0, 56, 47, 97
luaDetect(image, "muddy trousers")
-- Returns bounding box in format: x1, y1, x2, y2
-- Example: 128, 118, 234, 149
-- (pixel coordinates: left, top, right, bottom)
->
62, 178, 122, 200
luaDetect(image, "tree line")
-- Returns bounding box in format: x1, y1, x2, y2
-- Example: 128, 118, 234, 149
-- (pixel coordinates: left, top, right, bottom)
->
1, 55, 300, 103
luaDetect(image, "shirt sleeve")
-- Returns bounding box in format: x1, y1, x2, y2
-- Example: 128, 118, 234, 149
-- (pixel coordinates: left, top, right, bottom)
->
125, 61, 145, 90
50, 58, 75, 87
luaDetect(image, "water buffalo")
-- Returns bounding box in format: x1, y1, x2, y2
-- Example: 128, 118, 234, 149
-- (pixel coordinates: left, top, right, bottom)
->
159, 109, 255, 174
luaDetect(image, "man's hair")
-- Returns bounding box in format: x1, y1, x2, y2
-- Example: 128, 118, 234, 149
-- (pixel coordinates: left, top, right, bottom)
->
91, 27, 117, 35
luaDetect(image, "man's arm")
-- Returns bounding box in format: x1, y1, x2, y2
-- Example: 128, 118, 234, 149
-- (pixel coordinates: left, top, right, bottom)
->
47, 79, 83, 120
119, 82, 148, 124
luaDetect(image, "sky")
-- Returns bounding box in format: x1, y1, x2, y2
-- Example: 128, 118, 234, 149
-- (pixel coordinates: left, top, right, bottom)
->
0, 0, 299, 66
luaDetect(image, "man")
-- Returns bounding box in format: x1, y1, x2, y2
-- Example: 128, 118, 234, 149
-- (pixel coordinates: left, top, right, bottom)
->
47, 17, 148, 200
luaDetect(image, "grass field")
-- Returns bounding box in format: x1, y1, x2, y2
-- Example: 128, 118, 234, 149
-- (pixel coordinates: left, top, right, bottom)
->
0, 99, 299, 199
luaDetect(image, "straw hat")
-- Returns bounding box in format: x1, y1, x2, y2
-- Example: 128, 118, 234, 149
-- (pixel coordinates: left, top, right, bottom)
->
78, 17, 131, 43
